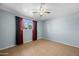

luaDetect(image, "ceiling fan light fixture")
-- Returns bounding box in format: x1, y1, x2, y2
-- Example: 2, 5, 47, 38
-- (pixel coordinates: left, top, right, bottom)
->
32, 3, 51, 17
40, 12, 43, 16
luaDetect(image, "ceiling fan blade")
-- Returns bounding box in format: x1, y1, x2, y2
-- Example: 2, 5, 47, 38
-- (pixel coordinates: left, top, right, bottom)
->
45, 11, 51, 14
32, 11, 38, 13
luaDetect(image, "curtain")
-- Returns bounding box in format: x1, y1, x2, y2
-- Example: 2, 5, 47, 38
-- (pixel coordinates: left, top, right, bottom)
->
15, 16, 23, 45
32, 20, 37, 41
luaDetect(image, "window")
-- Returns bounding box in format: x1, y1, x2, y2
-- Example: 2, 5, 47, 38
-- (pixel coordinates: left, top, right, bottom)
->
23, 19, 32, 29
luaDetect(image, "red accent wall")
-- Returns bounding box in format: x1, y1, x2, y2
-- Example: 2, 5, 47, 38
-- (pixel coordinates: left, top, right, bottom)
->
32, 20, 37, 41
15, 16, 23, 45
20, 17, 23, 44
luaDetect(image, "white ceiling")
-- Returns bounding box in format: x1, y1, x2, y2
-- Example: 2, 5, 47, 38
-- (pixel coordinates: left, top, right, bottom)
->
0, 3, 79, 21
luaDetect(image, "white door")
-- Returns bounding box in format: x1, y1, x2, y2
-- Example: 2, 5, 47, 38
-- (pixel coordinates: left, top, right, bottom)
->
23, 19, 33, 43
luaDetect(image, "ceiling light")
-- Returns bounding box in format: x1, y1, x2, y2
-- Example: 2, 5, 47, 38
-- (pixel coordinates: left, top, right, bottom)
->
32, 3, 51, 17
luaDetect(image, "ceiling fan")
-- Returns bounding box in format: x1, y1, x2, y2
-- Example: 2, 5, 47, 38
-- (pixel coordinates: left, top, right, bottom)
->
32, 3, 51, 17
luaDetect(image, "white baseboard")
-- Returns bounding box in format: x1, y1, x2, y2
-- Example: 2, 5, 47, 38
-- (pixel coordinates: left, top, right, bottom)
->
43, 38, 79, 48
50, 39, 79, 48
0, 45, 16, 51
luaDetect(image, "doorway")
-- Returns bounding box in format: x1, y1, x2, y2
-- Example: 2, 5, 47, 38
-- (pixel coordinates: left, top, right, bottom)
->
23, 19, 33, 43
